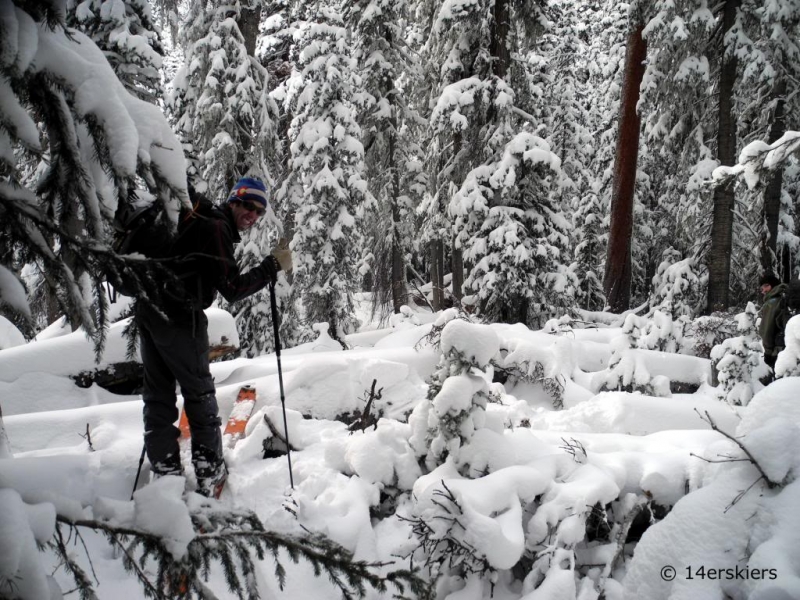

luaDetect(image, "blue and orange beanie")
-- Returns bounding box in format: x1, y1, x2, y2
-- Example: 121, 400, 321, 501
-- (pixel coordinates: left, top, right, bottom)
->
227, 177, 268, 208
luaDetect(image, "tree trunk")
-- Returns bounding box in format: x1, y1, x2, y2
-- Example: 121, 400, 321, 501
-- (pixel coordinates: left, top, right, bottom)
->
237, 3, 261, 57
451, 239, 463, 304
490, 0, 510, 78
603, 21, 647, 313
389, 105, 407, 312
706, 0, 741, 312
760, 80, 786, 277
430, 240, 444, 310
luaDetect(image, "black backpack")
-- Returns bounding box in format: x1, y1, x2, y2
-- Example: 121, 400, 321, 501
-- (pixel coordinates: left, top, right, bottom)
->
109, 192, 213, 298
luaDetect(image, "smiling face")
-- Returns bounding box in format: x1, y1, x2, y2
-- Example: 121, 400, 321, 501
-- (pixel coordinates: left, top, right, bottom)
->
229, 200, 265, 231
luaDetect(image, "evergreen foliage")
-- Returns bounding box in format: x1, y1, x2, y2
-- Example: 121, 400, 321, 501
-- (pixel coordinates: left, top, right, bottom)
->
167, 1, 279, 198
349, 0, 423, 319
710, 302, 762, 406
66, 0, 165, 103
452, 133, 573, 327
776, 315, 800, 379
51, 507, 426, 599
540, 0, 607, 312
278, 7, 368, 343
0, 0, 187, 350
409, 314, 499, 474
596, 313, 662, 396
649, 248, 707, 317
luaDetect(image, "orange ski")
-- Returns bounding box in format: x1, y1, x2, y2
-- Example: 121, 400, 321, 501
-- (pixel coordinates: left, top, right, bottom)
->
178, 406, 191, 440
223, 385, 257, 448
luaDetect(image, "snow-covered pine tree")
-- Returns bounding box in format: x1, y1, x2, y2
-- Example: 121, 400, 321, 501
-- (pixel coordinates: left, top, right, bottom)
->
638, 0, 711, 276
348, 0, 424, 319
278, 6, 368, 343
452, 133, 573, 327
1, 1, 188, 350
409, 315, 500, 475
167, 1, 279, 198
649, 247, 706, 318
66, 0, 164, 103
539, 0, 606, 312
733, 0, 800, 278
415, 0, 548, 307
710, 302, 762, 406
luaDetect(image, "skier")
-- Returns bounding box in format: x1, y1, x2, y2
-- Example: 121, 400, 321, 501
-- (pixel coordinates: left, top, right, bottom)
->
758, 274, 788, 373
137, 177, 291, 496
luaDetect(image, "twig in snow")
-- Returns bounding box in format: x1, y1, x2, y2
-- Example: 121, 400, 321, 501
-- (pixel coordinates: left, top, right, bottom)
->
695, 409, 780, 489
79, 423, 95, 451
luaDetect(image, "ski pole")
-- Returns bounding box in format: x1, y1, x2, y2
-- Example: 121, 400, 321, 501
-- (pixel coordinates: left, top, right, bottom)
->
269, 281, 294, 489
131, 443, 147, 500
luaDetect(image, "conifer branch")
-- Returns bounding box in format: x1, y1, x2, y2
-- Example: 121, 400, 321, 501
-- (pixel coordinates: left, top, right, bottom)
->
52, 507, 427, 600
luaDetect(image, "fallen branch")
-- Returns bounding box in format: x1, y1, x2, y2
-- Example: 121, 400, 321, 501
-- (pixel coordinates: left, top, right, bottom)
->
349, 379, 384, 433
596, 496, 647, 596
263, 413, 297, 452
695, 409, 780, 489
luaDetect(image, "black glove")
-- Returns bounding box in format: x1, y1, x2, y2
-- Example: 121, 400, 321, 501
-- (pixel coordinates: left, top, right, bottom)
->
260, 255, 280, 283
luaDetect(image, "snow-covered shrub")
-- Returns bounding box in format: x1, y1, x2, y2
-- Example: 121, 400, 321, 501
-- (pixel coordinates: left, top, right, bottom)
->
542, 314, 576, 336
388, 305, 423, 330
500, 338, 566, 409
649, 248, 706, 317
775, 315, 800, 378
710, 303, 763, 406
638, 309, 687, 353
409, 320, 500, 473
685, 312, 738, 358
595, 314, 667, 396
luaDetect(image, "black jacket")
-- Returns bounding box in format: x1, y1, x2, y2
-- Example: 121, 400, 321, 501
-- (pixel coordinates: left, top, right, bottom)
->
167, 193, 273, 316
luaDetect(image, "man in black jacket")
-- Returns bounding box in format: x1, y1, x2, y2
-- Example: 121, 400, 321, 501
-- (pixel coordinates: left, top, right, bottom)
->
137, 176, 290, 496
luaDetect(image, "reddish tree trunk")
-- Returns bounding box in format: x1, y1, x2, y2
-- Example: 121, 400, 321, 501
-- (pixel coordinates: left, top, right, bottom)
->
603, 22, 647, 313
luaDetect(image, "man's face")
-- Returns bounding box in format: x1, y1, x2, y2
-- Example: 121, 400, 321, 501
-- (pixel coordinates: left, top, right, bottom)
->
230, 200, 265, 231
761, 283, 772, 296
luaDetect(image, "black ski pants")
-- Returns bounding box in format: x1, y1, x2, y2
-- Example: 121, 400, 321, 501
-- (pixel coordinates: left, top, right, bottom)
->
137, 304, 222, 475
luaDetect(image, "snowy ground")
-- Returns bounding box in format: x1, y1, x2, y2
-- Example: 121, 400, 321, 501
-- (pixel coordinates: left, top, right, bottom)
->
1, 296, 799, 600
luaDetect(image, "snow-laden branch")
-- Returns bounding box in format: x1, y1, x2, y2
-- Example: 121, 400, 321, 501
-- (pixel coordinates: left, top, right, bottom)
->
711, 132, 800, 189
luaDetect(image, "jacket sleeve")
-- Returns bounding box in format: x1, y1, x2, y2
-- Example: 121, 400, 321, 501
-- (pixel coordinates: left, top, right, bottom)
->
209, 219, 273, 304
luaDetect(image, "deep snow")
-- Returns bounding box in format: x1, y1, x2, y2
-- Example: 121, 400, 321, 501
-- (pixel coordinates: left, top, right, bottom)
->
1, 296, 799, 600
